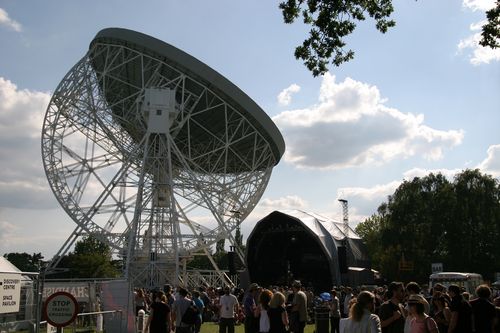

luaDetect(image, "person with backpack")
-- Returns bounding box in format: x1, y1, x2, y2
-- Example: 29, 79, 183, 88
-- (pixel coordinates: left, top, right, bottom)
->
172, 287, 196, 333
407, 295, 438, 333
219, 286, 239, 333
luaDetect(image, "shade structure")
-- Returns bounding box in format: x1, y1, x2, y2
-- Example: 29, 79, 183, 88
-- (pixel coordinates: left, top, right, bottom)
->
246, 210, 372, 291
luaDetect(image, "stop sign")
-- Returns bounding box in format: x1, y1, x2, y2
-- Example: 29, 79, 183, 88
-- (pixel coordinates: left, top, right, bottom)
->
43, 291, 79, 327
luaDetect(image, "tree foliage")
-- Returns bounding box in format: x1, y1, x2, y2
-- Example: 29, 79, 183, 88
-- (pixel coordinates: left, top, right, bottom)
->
279, 0, 395, 76
481, 0, 500, 48
280, 0, 500, 76
53, 236, 121, 279
187, 248, 230, 270
3, 252, 44, 272
216, 238, 225, 253
356, 169, 500, 282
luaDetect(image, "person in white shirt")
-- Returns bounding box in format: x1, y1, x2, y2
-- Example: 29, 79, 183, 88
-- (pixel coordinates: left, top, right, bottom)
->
219, 286, 239, 333
343, 287, 353, 318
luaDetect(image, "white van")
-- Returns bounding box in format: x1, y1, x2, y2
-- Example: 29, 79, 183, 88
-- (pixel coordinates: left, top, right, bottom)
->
429, 272, 483, 295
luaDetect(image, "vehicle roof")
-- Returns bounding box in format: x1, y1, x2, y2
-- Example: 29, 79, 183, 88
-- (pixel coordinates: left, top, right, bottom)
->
429, 272, 483, 279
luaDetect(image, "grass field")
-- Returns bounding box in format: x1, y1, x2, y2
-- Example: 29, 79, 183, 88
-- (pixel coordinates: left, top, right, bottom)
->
200, 322, 317, 333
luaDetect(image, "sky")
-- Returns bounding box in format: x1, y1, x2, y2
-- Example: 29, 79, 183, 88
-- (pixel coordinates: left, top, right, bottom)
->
0, 0, 499, 258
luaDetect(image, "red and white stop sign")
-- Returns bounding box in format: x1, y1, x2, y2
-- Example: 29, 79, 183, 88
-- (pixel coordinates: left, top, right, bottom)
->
44, 291, 79, 327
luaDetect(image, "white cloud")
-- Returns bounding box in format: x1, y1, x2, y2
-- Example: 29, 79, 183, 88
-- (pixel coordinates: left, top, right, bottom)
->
277, 83, 301, 106
337, 181, 401, 202
458, 1, 500, 65
0, 8, 22, 32
0, 77, 54, 209
257, 195, 308, 210
477, 144, 500, 177
335, 181, 401, 223
333, 144, 500, 225
0, 220, 18, 249
458, 29, 500, 65
403, 167, 462, 180
273, 74, 464, 170
462, 0, 495, 11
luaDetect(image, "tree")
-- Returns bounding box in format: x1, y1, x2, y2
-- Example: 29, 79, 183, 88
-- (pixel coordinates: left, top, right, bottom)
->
280, 0, 500, 76
53, 236, 120, 279
356, 169, 500, 282
3, 252, 44, 272
216, 238, 225, 253
447, 169, 500, 276
235, 226, 243, 249
480, 0, 500, 48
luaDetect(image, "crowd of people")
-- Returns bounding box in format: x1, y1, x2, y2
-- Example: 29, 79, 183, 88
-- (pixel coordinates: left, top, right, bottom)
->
133, 280, 500, 333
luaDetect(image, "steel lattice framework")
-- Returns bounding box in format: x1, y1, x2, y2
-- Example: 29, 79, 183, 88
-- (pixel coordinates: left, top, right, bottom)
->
41, 28, 284, 287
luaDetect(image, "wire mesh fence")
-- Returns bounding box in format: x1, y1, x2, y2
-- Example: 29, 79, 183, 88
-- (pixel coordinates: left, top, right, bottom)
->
0, 270, 40, 333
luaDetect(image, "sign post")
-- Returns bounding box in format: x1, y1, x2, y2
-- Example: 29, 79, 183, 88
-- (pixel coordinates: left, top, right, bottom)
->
0, 273, 22, 314
43, 291, 79, 332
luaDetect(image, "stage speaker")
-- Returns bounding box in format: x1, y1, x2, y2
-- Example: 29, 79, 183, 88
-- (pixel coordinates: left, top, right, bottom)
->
337, 246, 348, 274
228, 251, 237, 275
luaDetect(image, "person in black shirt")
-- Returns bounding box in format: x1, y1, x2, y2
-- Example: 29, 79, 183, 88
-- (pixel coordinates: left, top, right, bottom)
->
145, 291, 171, 333
379, 282, 406, 333
448, 284, 472, 333
470, 285, 496, 333
268, 292, 288, 333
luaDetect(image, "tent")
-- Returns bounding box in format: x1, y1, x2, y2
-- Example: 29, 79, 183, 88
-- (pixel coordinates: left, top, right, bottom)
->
246, 210, 372, 291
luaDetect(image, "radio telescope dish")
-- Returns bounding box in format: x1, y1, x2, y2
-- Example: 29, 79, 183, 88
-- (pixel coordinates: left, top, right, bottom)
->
41, 28, 285, 287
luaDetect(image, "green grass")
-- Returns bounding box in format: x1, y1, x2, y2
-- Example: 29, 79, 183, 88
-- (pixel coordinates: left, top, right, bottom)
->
200, 322, 317, 333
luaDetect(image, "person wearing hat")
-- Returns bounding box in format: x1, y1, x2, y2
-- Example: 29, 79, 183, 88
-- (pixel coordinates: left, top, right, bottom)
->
290, 280, 307, 333
244, 283, 260, 333
404, 282, 430, 333
407, 294, 438, 333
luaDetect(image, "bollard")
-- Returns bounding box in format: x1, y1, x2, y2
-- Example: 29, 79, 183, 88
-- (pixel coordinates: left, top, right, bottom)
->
137, 309, 146, 333
314, 306, 330, 333
96, 313, 103, 332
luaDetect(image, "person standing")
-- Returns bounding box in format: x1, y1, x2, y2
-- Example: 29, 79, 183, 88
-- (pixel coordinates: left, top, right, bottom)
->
470, 285, 496, 333
192, 291, 205, 333
268, 292, 288, 333
343, 287, 353, 318
447, 284, 472, 333
135, 288, 149, 316
432, 293, 451, 333
379, 282, 406, 333
172, 287, 194, 333
145, 291, 171, 333
404, 282, 430, 333
329, 289, 341, 333
219, 287, 239, 333
290, 281, 307, 333
343, 291, 382, 333
407, 295, 438, 333
255, 289, 273, 333
244, 283, 260, 333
